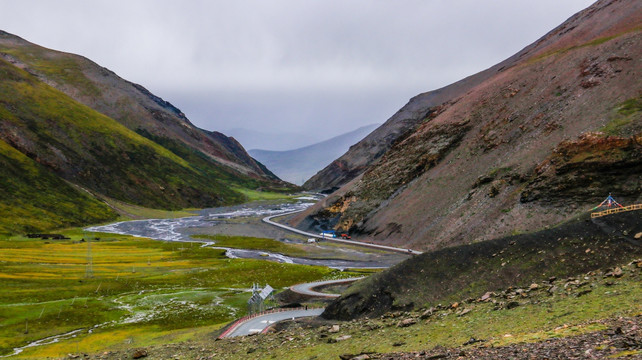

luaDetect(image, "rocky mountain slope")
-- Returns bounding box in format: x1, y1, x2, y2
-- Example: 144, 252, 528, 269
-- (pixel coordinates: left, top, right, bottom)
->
0, 31, 291, 234
292, 0, 642, 251
249, 124, 379, 185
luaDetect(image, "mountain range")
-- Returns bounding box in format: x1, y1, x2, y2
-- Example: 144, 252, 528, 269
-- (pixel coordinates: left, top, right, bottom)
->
223, 128, 320, 152
0, 31, 292, 235
249, 124, 379, 185
292, 0, 642, 251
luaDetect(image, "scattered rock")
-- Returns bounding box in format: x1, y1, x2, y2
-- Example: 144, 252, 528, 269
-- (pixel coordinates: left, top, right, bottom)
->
340, 353, 373, 360
577, 289, 592, 297
606, 267, 624, 278
420, 307, 435, 319
450, 302, 459, 309
353, 355, 371, 360
458, 308, 472, 317
506, 301, 520, 309
397, 318, 417, 327
132, 349, 148, 359
392, 341, 406, 347
529, 283, 539, 290
463, 337, 485, 346
329, 324, 340, 333
635, 232, 642, 239
480, 292, 493, 301
336, 335, 352, 341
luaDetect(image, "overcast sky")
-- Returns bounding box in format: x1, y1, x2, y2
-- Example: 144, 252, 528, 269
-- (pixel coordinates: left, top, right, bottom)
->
1, 0, 595, 150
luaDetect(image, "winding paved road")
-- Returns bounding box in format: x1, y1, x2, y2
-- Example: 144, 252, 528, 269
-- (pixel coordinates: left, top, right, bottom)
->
262, 211, 423, 255
221, 277, 364, 338
289, 277, 364, 298
222, 207, 421, 339
223, 308, 324, 337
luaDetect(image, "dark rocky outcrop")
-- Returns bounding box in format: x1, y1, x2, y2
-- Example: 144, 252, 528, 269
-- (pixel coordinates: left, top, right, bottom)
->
323, 210, 642, 320
521, 133, 642, 205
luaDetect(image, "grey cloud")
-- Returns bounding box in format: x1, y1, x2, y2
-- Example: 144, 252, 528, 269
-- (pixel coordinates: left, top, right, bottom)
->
0, 0, 595, 148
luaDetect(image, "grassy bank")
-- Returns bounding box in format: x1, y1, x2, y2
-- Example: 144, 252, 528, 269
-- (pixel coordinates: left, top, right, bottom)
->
0, 229, 351, 358
59, 256, 642, 359
258, 261, 642, 359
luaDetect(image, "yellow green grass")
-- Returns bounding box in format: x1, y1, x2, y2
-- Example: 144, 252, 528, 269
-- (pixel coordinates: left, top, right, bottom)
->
102, 197, 197, 220
231, 187, 298, 202
0, 229, 351, 358
599, 96, 642, 136
0, 54, 298, 234
216, 270, 642, 359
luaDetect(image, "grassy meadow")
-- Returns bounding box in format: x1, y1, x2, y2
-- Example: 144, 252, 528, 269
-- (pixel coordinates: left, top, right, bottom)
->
0, 228, 353, 358
206, 262, 642, 360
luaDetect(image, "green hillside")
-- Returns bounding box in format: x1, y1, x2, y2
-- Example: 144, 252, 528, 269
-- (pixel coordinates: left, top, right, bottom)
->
0, 31, 278, 180
0, 139, 117, 234
0, 57, 286, 234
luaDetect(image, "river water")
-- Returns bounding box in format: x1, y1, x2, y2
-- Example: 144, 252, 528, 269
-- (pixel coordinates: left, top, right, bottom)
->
86, 197, 405, 269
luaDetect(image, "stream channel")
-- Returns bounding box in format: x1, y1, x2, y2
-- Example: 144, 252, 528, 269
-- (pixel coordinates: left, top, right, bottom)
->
2, 197, 408, 357
86, 196, 407, 269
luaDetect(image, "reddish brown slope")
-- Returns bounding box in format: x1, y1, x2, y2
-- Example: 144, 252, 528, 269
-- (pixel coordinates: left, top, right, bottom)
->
303, 0, 642, 192
293, 0, 642, 251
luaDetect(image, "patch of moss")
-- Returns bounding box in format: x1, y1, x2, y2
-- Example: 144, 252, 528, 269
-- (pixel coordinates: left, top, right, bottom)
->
600, 97, 642, 136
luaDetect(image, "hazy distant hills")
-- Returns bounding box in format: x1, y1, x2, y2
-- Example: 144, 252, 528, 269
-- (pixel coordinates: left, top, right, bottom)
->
224, 128, 320, 152
0, 31, 292, 234
292, 0, 642, 250
249, 124, 379, 185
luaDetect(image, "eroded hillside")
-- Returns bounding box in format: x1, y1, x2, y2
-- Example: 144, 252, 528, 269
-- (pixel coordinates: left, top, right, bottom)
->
293, 0, 642, 251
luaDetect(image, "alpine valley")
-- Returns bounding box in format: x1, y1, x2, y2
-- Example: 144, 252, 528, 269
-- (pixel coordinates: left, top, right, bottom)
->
1, 0, 642, 359
0, 30, 292, 235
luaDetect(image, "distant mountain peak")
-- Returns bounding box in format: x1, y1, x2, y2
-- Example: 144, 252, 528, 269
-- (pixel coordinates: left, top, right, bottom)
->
249, 124, 379, 185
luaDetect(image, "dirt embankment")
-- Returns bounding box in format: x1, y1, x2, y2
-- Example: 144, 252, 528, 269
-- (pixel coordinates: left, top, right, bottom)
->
322, 210, 642, 320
